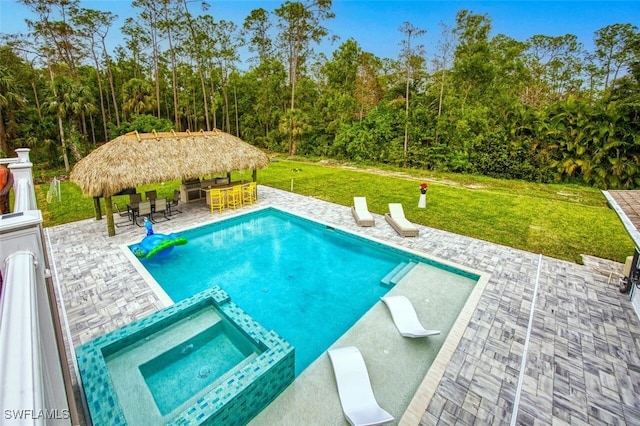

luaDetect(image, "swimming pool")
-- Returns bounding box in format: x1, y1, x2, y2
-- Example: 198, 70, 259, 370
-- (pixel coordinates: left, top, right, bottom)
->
134, 207, 479, 375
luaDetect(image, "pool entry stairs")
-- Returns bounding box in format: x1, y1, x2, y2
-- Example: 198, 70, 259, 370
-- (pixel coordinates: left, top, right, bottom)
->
381, 261, 417, 287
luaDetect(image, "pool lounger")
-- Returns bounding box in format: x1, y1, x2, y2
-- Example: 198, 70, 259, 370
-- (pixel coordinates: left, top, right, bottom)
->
328, 346, 394, 426
381, 295, 441, 338
351, 196, 375, 227
384, 203, 419, 237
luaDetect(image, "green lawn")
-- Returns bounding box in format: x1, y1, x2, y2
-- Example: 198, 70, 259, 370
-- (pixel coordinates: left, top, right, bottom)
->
35, 158, 634, 264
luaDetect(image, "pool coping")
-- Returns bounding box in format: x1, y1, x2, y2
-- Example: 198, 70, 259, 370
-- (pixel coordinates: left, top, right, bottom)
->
400, 270, 490, 424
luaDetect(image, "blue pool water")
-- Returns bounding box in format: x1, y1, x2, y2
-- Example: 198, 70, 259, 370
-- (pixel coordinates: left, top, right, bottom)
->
140, 321, 259, 415
136, 207, 471, 374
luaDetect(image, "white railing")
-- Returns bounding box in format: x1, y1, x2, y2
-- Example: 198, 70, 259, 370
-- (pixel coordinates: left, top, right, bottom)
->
0, 149, 76, 425
0, 251, 45, 423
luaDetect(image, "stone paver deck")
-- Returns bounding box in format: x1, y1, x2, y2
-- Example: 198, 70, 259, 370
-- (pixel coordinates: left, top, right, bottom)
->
45, 186, 640, 425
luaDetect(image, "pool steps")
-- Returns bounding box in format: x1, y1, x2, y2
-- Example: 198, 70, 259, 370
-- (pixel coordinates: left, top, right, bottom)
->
381, 261, 417, 287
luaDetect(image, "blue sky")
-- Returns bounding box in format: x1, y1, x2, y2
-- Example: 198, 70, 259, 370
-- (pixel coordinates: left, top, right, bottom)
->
1, 0, 639, 63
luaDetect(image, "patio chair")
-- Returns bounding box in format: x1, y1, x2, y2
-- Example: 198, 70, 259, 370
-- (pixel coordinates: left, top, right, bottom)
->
145, 190, 157, 203
168, 189, 182, 215
113, 202, 129, 218
113, 202, 134, 227
327, 346, 394, 426
385, 203, 419, 237
135, 201, 153, 226
351, 197, 375, 227
381, 295, 440, 338
210, 189, 225, 214
153, 198, 170, 222
129, 193, 142, 205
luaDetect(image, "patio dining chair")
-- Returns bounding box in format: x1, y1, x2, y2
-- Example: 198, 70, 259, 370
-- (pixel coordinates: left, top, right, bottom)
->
145, 190, 157, 203
168, 189, 182, 215
113, 202, 134, 227
129, 193, 142, 205
113, 202, 130, 218
135, 201, 153, 226
153, 198, 170, 222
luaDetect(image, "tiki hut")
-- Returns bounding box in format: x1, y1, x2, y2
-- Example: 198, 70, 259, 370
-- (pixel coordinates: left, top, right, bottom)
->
70, 130, 270, 236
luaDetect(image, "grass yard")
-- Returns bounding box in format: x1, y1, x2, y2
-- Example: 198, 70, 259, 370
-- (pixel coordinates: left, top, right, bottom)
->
34, 158, 633, 264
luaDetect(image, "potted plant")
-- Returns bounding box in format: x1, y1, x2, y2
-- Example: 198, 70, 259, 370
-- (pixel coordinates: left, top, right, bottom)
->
418, 182, 428, 208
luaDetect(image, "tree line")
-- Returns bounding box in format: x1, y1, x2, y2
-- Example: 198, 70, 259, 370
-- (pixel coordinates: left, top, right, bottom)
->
1, 0, 639, 188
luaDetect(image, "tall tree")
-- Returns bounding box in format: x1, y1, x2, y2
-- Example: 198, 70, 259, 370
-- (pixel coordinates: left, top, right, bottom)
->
19, 0, 84, 170
398, 21, 426, 165
71, 7, 116, 142
594, 23, 639, 92
320, 39, 361, 135
181, 0, 212, 130
20, 0, 83, 72
433, 22, 456, 119
243, 8, 284, 140
274, 0, 334, 155
432, 22, 457, 145
354, 52, 383, 120
213, 20, 240, 133
451, 10, 494, 108
157, 0, 183, 130
243, 8, 275, 63
131, 0, 163, 118
193, 14, 224, 130
524, 34, 585, 105
44, 76, 79, 169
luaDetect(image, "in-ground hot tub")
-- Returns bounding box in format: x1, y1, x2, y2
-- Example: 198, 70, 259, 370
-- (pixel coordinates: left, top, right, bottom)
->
76, 287, 295, 425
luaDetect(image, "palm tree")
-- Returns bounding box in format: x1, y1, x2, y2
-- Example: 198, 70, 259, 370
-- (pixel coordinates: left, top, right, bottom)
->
121, 78, 156, 116
44, 76, 83, 171
279, 108, 311, 156
0, 65, 26, 155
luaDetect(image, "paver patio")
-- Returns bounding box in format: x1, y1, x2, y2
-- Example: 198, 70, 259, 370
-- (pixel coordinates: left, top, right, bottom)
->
44, 186, 640, 425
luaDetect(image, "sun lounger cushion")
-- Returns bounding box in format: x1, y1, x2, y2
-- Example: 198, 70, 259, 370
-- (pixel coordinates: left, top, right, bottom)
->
381, 295, 440, 338
328, 346, 394, 426
352, 197, 375, 227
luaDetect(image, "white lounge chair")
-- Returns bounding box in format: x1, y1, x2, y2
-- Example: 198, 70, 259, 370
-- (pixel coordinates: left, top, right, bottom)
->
384, 203, 419, 237
381, 295, 440, 338
352, 196, 375, 227
327, 346, 394, 426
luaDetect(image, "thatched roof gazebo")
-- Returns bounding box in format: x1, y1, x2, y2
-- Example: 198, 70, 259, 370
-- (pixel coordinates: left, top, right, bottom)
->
70, 130, 270, 236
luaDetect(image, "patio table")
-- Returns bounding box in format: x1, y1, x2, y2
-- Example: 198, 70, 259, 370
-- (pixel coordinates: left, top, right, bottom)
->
127, 203, 139, 224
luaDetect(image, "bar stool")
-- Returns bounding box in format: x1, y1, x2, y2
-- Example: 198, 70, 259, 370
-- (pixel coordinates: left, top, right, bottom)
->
227, 185, 243, 210
242, 182, 257, 205
210, 189, 225, 214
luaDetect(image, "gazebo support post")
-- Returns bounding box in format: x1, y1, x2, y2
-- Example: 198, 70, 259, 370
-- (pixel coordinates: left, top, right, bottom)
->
252, 169, 257, 182
93, 196, 102, 220
105, 195, 115, 236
